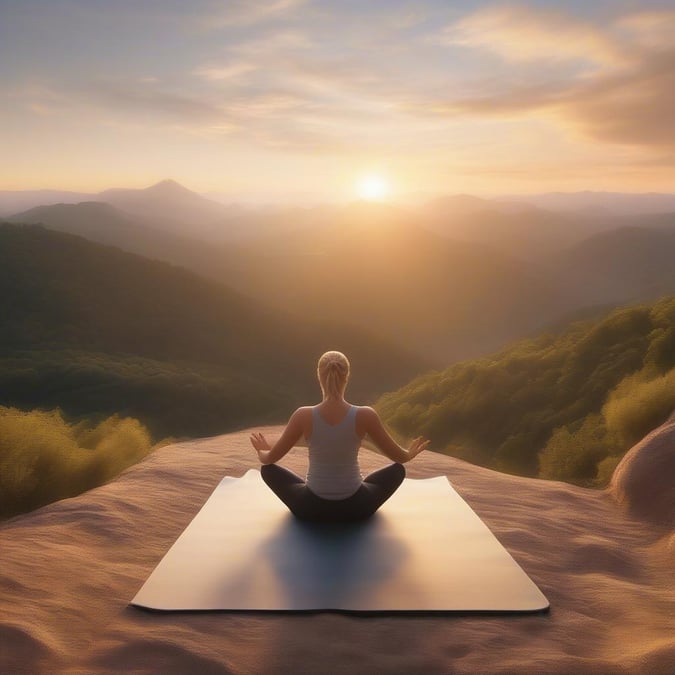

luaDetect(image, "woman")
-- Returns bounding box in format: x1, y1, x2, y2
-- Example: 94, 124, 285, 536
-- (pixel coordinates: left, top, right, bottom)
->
250, 350, 429, 523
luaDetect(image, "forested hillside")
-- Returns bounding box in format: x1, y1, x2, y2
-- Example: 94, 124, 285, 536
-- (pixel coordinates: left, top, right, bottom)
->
377, 296, 675, 485
0, 223, 427, 437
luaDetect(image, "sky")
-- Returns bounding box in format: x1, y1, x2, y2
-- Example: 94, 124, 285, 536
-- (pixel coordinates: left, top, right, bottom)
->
1, 0, 674, 203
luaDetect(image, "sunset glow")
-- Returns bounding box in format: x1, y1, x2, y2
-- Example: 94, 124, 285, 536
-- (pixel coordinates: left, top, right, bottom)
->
356, 174, 391, 202
0, 1, 673, 200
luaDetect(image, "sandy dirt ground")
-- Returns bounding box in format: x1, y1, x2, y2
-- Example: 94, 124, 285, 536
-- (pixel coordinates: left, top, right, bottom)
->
1, 425, 674, 674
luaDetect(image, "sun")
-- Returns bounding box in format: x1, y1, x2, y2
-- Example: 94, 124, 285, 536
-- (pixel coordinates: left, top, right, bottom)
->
356, 173, 391, 201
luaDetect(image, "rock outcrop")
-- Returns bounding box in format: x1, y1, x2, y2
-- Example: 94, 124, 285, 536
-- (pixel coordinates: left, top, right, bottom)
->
610, 414, 675, 528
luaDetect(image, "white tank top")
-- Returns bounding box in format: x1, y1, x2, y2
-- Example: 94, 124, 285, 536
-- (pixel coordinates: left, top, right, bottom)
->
306, 405, 363, 500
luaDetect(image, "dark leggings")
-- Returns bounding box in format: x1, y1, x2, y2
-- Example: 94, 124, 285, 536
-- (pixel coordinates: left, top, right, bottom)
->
260, 463, 405, 523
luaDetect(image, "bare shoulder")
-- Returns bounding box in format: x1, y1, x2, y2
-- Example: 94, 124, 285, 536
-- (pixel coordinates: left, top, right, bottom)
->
355, 405, 380, 436
356, 405, 377, 418
293, 406, 314, 416
290, 406, 313, 423
291, 406, 313, 439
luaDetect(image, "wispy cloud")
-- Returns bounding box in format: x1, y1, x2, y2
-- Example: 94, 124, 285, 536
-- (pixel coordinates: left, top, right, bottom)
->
193, 63, 259, 82
426, 5, 675, 151
565, 48, 675, 147
442, 3, 624, 66
614, 10, 675, 51
81, 82, 228, 125
14, 3, 675, 156
2, 0, 673, 193
199, 0, 309, 28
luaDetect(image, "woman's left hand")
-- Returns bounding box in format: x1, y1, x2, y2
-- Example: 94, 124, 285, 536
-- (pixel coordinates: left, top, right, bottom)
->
250, 432, 271, 462
407, 436, 430, 460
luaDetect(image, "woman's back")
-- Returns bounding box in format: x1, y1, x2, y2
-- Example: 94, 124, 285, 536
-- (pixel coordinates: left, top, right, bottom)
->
251, 349, 428, 521
306, 404, 362, 500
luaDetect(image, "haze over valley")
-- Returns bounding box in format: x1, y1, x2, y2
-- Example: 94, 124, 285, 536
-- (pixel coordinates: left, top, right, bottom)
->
5, 180, 675, 363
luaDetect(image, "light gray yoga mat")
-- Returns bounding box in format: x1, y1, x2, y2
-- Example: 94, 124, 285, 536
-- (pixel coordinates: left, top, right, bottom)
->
131, 469, 549, 612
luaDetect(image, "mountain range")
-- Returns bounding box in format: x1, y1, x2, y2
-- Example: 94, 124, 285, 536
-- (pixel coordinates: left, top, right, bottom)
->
5, 180, 675, 363
3, 181, 675, 218
498, 191, 675, 215
0, 223, 427, 436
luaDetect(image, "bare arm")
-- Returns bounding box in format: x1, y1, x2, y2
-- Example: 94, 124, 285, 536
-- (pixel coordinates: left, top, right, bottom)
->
249, 408, 306, 465
360, 407, 429, 463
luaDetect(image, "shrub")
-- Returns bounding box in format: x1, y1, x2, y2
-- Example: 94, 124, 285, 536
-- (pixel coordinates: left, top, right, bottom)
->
538, 415, 613, 485
603, 368, 675, 446
0, 406, 157, 519
595, 455, 622, 487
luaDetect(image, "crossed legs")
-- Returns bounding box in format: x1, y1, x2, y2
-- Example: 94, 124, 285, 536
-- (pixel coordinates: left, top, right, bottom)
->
260, 463, 405, 523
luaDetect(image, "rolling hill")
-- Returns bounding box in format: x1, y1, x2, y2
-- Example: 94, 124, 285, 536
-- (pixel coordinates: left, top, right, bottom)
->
377, 295, 675, 483
0, 189, 92, 217
8, 181, 675, 366
98, 179, 245, 240
6, 200, 236, 274
552, 224, 675, 306
9, 197, 569, 363
419, 195, 619, 260
0, 223, 428, 436
501, 190, 675, 215
8, 180, 253, 241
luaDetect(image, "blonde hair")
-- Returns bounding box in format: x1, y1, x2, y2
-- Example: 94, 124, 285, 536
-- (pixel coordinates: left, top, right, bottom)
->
317, 351, 350, 399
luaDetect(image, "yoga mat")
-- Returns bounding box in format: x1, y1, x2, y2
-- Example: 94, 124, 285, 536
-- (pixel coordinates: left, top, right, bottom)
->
131, 470, 549, 613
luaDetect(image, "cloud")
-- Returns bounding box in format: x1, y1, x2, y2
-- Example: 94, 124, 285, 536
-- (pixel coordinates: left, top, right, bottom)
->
443, 3, 623, 67
9, 2, 673, 161
200, 0, 309, 28
28, 103, 54, 116
81, 82, 227, 125
565, 48, 675, 147
615, 10, 675, 51
186, 4, 675, 155
56, 78, 362, 152
405, 79, 568, 117
429, 5, 675, 151
193, 63, 258, 81
226, 30, 314, 56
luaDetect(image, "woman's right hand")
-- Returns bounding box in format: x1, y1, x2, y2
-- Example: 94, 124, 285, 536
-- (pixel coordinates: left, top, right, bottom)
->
407, 436, 430, 460
250, 432, 272, 464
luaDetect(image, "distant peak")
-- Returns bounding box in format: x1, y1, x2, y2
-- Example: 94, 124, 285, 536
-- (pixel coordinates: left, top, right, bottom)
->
147, 179, 192, 194
153, 179, 182, 188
